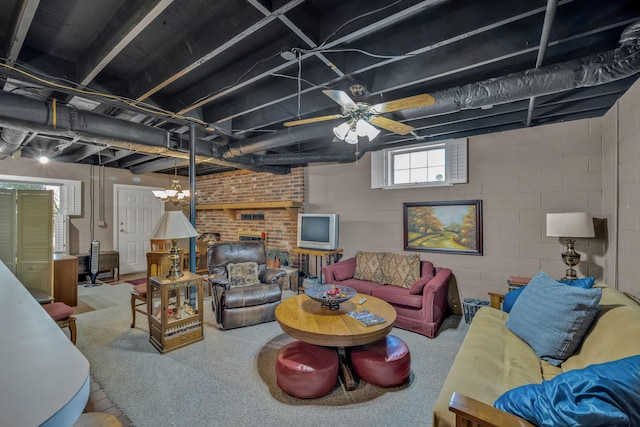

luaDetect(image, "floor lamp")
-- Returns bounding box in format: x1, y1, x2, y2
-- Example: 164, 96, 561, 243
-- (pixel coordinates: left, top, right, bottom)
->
546, 212, 595, 280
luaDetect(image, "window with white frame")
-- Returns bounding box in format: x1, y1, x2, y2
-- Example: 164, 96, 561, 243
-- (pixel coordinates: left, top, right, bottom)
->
371, 138, 468, 189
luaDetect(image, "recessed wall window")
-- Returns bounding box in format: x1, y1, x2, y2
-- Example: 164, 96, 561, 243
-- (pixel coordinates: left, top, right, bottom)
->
371, 138, 468, 189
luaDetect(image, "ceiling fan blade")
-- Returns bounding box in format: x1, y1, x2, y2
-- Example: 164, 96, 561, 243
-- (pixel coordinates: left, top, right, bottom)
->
323, 90, 358, 109
368, 116, 414, 135
371, 93, 435, 113
284, 114, 344, 127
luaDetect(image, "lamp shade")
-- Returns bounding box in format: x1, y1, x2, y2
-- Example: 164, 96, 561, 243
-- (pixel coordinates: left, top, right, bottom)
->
546, 212, 595, 238
150, 211, 199, 240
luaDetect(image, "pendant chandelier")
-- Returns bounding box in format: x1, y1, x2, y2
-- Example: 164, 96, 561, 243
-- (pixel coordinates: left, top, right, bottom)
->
152, 166, 190, 205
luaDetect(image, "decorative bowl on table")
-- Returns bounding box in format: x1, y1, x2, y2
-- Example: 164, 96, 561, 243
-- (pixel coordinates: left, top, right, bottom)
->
305, 284, 357, 310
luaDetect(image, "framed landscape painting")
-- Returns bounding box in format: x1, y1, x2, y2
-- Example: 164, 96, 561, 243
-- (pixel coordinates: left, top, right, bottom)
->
403, 200, 483, 255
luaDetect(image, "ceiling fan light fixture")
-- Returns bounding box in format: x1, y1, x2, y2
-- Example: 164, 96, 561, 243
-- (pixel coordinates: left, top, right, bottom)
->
333, 122, 350, 140
356, 119, 380, 141
345, 129, 358, 144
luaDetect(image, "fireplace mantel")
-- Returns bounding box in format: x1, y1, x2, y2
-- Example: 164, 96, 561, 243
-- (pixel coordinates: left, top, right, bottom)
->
196, 201, 303, 221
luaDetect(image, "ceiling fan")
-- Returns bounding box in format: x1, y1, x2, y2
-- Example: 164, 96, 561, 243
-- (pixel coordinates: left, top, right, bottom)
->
283, 84, 435, 143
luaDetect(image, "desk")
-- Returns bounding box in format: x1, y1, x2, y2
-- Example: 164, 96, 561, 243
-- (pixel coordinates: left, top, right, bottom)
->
292, 248, 343, 291
77, 251, 119, 281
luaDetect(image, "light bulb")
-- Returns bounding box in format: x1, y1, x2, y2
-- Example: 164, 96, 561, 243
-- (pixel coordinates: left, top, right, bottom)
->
333, 122, 350, 140
38, 156, 49, 164
357, 119, 380, 141
345, 129, 358, 144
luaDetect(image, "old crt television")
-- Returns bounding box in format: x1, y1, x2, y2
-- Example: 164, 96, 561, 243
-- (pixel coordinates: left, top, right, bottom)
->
297, 213, 339, 250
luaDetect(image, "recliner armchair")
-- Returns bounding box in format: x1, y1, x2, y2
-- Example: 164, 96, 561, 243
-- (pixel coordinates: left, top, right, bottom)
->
207, 241, 286, 330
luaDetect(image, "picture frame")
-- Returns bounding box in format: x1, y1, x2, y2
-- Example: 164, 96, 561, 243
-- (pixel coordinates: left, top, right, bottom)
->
403, 200, 483, 255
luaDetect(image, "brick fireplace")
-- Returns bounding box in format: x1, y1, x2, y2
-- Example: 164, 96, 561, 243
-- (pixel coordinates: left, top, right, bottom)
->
194, 167, 304, 266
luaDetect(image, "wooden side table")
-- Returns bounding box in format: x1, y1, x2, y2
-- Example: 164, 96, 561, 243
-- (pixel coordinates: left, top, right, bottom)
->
148, 271, 203, 353
292, 247, 343, 292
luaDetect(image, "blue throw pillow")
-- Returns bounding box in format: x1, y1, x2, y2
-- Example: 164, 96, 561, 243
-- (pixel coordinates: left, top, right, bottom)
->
506, 271, 601, 366
495, 355, 640, 427
501, 274, 596, 313
559, 276, 595, 289
502, 286, 525, 313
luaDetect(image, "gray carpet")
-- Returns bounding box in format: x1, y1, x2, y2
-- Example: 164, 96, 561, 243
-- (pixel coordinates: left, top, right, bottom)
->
76, 282, 468, 427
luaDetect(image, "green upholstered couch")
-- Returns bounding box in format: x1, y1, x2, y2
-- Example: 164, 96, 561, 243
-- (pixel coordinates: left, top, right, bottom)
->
433, 284, 640, 427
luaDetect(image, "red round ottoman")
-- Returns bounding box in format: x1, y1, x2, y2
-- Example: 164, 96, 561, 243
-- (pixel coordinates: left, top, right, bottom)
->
276, 341, 339, 398
350, 335, 411, 387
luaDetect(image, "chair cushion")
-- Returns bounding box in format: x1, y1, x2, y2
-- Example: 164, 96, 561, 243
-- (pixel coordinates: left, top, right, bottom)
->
354, 251, 386, 283
372, 285, 423, 309
133, 283, 147, 295
223, 283, 281, 308
227, 261, 260, 287
43, 302, 74, 320
382, 253, 421, 288
506, 271, 602, 366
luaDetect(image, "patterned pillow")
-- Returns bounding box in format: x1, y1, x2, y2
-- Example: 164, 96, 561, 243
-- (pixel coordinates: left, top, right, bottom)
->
353, 251, 386, 283
226, 262, 260, 287
382, 253, 421, 288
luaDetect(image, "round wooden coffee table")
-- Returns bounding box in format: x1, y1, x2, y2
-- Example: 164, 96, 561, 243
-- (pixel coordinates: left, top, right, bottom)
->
275, 292, 397, 390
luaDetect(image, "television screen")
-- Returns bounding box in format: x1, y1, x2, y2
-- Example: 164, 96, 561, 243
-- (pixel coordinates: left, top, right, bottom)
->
300, 216, 330, 243
297, 213, 339, 250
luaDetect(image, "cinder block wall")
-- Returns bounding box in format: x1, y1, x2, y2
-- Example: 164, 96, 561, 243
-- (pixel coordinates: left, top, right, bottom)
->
195, 166, 304, 259
604, 78, 640, 295
306, 118, 605, 300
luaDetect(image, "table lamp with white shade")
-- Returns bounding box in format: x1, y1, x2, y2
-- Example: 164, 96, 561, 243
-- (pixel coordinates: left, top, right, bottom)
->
150, 211, 199, 279
546, 212, 595, 280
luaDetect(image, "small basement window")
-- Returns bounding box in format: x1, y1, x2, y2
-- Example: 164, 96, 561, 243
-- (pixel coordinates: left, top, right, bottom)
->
371, 138, 468, 189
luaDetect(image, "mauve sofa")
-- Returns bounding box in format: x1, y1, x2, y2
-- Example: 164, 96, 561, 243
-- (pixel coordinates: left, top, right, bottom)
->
322, 256, 452, 338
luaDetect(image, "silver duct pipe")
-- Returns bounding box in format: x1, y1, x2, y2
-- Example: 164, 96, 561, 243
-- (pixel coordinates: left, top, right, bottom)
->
225, 19, 640, 159
0, 86, 49, 158
223, 122, 331, 159
0, 91, 288, 174
401, 19, 640, 121
0, 127, 29, 157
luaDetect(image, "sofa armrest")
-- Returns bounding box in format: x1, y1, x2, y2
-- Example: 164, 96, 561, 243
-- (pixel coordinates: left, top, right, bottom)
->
423, 267, 452, 295
449, 392, 535, 427
488, 292, 505, 309
322, 257, 356, 283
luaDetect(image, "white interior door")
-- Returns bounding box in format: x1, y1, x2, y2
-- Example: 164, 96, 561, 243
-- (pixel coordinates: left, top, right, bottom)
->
115, 185, 164, 275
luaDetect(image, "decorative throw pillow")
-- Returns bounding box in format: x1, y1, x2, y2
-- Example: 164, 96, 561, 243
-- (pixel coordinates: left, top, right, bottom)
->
502, 275, 596, 313
495, 355, 640, 426
332, 262, 354, 281
382, 253, 421, 288
502, 286, 526, 313
559, 276, 595, 289
506, 271, 601, 366
409, 274, 434, 295
226, 261, 260, 287
353, 251, 386, 283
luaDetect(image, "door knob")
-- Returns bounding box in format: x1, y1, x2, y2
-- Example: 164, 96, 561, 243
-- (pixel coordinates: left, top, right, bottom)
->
120, 228, 125, 232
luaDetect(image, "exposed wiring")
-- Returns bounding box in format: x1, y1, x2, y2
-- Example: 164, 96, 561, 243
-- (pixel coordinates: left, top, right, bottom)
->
296, 47, 415, 60
0, 59, 210, 128
316, 0, 404, 49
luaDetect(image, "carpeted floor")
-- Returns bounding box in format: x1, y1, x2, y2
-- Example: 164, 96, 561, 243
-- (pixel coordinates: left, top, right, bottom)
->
75, 282, 468, 427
